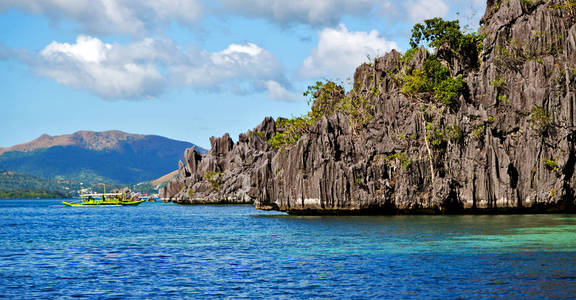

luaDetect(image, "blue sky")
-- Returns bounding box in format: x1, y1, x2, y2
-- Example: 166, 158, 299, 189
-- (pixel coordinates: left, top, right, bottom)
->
0, 0, 485, 149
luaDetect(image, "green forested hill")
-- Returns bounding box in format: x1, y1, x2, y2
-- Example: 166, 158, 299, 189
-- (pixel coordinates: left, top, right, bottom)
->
0, 170, 160, 198
0, 190, 69, 199
0, 131, 205, 184
0, 171, 71, 191
0, 171, 73, 198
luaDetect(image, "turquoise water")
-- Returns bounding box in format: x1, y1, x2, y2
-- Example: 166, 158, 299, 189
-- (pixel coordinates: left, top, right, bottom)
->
1, 199, 575, 298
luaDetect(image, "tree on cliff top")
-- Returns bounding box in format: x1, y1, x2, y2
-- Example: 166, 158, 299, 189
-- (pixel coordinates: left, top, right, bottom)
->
409, 17, 482, 68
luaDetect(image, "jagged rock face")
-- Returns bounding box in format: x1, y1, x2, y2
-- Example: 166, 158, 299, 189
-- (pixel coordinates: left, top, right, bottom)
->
463, 0, 576, 210
260, 0, 576, 214
159, 117, 276, 204
163, 0, 576, 214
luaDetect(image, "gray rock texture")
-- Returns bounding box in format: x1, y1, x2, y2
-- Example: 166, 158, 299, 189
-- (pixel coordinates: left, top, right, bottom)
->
160, 118, 276, 204
161, 0, 576, 214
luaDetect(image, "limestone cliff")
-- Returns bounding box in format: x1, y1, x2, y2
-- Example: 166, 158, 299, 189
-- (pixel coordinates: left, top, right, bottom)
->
159, 118, 276, 204
161, 0, 576, 214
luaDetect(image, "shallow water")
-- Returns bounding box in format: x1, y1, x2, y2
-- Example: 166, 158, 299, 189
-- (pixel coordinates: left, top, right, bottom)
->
0, 199, 575, 298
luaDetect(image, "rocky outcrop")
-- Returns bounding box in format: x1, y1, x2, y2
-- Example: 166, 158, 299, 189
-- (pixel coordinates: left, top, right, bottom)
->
163, 0, 576, 214
160, 117, 277, 204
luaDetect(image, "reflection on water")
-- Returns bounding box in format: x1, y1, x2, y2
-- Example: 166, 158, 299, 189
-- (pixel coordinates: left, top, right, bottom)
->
0, 199, 574, 298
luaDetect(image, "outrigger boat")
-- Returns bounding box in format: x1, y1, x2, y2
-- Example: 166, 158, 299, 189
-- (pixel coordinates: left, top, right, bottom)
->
63, 193, 145, 207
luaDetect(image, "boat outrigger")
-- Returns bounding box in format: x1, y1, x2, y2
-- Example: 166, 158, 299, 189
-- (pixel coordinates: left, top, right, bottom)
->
63, 193, 145, 207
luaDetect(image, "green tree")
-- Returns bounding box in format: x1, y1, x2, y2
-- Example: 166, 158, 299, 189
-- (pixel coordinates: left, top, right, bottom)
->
409, 17, 483, 67
410, 18, 463, 49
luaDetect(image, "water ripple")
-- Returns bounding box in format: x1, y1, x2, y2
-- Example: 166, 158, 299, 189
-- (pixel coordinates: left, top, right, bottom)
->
0, 199, 575, 298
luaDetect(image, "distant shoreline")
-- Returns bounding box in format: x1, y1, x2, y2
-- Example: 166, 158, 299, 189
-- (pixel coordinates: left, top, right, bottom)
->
0, 190, 71, 199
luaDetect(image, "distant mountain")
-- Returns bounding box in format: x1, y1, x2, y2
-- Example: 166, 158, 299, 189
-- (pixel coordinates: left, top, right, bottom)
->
0, 130, 206, 184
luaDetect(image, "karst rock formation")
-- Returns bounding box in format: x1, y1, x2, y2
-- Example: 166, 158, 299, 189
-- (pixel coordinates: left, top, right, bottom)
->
161, 0, 576, 214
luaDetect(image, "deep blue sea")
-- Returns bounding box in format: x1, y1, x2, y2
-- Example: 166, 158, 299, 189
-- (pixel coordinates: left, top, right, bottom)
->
0, 199, 575, 298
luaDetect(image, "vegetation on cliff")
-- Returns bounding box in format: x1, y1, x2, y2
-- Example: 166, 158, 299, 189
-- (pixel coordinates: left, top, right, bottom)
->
409, 17, 483, 66
400, 18, 483, 107
269, 80, 374, 149
269, 17, 479, 149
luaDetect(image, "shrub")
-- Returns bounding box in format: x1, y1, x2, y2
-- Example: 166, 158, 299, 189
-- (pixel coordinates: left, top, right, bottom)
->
270, 80, 375, 149
471, 124, 485, 140
530, 106, 552, 134
336, 93, 375, 128
423, 57, 451, 84
498, 95, 509, 104
304, 81, 345, 119
542, 158, 560, 172
401, 56, 465, 106
424, 122, 463, 147
271, 81, 341, 149
490, 77, 506, 90
444, 125, 463, 142
254, 131, 265, 139
204, 171, 225, 191
553, 0, 576, 10
400, 48, 419, 65
269, 116, 314, 149
434, 75, 465, 106
386, 152, 412, 169
402, 69, 431, 95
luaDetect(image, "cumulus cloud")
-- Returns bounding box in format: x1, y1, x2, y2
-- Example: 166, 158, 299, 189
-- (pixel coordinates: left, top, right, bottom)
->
300, 25, 398, 79
0, 0, 203, 36
33, 36, 166, 99
171, 43, 285, 92
27, 35, 294, 100
406, 0, 450, 22
217, 0, 377, 26
218, 0, 470, 28
265, 80, 302, 102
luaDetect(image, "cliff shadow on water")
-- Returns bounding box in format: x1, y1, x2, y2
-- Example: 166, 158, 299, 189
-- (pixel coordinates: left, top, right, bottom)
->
161, 0, 576, 215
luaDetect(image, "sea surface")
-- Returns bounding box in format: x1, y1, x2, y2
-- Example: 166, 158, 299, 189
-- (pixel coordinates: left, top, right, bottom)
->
0, 199, 575, 298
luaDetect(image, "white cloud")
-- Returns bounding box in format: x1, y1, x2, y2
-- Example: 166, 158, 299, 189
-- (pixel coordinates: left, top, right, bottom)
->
35, 36, 166, 99
171, 42, 286, 93
29, 35, 293, 100
42, 35, 111, 63
218, 0, 377, 26
406, 0, 450, 22
265, 80, 301, 102
0, 0, 202, 36
220, 0, 475, 28
299, 24, 398, 79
